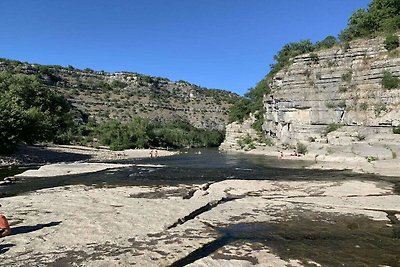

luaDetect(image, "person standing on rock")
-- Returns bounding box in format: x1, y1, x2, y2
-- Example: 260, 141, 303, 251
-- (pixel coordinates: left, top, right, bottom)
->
0, 204, 11, 237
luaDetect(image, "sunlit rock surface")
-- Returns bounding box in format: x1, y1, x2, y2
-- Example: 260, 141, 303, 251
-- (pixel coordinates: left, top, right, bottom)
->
1, 179, 399, 266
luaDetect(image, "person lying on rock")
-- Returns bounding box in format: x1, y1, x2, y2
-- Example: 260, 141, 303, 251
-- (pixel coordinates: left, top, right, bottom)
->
0, 204, 11, 237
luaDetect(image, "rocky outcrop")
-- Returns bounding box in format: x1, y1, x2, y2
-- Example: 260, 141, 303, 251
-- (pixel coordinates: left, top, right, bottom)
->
219, 115, 259, 151
264, 34, 400, 144
0, 60, 240, 130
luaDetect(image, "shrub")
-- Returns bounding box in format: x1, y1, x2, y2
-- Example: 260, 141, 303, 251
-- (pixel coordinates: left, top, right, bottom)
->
324, 123, 343, 135
384, 34, 400, 51
259, 136, 274, 146
374, 102, 387, 116
341, 70, 353, 82
359, 102, 368, 110
325, 102, 336, 109
393, 126, 400, 134
237, 134, 255, 150
309, 53, 319, 63
297, 142, 308, 155
366, 156, 378, 163
111, 80, 128, 89
381, 71, 399, 89
356, 133, 366, 141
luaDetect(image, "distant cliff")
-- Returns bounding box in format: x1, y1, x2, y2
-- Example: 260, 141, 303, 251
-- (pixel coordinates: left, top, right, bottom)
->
0, 59, 240, 130
264, 34, 400, 144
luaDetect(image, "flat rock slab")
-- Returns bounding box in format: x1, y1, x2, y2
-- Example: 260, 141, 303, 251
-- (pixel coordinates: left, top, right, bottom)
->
14, 162, 136, 177
0, 179, 399, 266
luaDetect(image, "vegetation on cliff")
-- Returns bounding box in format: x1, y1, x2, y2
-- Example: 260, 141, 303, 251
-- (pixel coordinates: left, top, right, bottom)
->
0, 70, 225, 155
339, 0, 400, 41
229, 0, 399, 132
0, 57, 240, 131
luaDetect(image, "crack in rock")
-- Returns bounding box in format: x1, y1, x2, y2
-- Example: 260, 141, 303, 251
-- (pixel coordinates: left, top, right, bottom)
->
183, 182, 215, 200
167, 196, 238, 230
168, 235, 231, 267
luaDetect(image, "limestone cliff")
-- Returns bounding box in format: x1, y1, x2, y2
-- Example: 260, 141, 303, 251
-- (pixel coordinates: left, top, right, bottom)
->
0, 59, 240, 130
264, 34, 400, 145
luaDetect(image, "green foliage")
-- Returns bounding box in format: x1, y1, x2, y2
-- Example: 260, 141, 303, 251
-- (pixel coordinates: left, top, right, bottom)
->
339, 85, 348, 92
325, 102, 336, 109
356, 133, 366, 141
269, 40, 315, 78
110, 80, 128, 89
381, 71, 399, 89
339, 0, 400, 41
228, 98, 251, 123
259, 136, 274, 146
359, 102, 369, 110
309, 53, 319, 63
384, 34, 400, 50
366, 155, 379, 162
251, 112, 264, 132
228, 79, 270, 126
393, 126, 400, 134
341, 70, 353, 82
324, 123, 343, 135
296, 142, 308, 155
84, 119, 224, 150
315, 36, 338, 50
237, 134, 256, 150
374, 102, 387, 116
0, 72, 74, 154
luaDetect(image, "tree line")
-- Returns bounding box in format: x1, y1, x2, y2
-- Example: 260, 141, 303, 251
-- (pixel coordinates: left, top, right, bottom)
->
0, 72, 224, 155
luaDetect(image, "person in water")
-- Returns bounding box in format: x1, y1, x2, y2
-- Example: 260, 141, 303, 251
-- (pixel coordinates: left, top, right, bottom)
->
0, 204, 11, 237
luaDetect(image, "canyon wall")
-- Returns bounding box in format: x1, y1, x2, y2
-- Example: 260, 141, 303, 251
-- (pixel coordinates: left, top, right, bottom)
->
264, 34, 400, 145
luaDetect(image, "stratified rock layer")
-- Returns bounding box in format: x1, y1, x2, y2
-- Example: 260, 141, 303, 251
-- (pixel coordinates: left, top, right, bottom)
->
264, 34, 400, 144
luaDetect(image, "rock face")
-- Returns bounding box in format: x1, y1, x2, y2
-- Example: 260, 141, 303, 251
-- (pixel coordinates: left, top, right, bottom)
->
219, 115, 258, 151
0, 60, 240, 130
264, 34, 400, 144
1, 180, 399, 266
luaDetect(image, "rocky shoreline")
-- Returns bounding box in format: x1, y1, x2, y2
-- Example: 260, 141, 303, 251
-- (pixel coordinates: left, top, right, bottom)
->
1, 179, 399, 266
220, 144, 400, 178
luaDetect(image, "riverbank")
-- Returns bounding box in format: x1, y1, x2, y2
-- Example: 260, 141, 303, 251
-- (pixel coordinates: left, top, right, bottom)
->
0, 144, 178, 167
220, 142, 400, 178
0, 145, 177, 180
0, 179, 399, 266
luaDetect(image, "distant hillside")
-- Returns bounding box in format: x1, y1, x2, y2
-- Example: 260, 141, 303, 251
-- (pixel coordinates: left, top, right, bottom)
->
0, 58, 240, 130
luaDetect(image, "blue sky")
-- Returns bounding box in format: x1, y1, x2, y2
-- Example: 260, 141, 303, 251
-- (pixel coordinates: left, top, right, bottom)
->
1, 0, 370, 95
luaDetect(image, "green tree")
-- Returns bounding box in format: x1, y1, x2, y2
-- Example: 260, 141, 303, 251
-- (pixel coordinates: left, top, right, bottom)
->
315, 36, 338, 49
270, 40, 315, 77
384, 33, 400, 50
339, 0, 400, 41
0, 72, 74, 154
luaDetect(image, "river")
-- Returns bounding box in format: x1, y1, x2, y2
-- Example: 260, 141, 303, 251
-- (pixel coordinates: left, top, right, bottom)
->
0, 148, 386, 198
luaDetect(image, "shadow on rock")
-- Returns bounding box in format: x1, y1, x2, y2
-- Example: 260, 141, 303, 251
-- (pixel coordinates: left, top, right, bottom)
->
0, 243, 15, 254
11, 221, 61, 236
12, 144, 91, 164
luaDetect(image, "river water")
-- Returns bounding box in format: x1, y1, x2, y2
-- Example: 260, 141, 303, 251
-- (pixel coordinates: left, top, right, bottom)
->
0, 148, 386, 198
